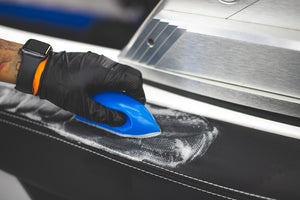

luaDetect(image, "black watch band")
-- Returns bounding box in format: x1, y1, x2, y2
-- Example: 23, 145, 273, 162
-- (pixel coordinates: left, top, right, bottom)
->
15, 39, 52, 94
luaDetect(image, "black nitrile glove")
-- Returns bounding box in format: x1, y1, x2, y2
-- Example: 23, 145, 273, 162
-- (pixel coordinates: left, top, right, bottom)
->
37, 51, 145, 126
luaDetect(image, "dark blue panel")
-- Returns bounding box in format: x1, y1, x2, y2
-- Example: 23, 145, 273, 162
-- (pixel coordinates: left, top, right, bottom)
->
0, 2, 103, 32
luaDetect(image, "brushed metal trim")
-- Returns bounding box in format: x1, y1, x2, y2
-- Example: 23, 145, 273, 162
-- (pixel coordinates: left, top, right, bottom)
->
156, 10, 300, 51
155, 31, 300, 98
230, 0, 300, 30
119, 0, 166, 58
124, 19, 160, 59
132, 21, 169, 60
120, 1, 300, 118
140, 24, 177, 63
162, 0, 259, 19
119, 58, 300, 118
148, 28, 186, 65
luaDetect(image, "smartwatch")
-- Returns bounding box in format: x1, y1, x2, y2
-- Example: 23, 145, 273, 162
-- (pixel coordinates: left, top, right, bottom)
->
15, 39, 52, 94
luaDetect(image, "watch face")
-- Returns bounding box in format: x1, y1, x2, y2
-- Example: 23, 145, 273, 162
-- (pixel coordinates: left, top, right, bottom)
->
23, 39, 52, 58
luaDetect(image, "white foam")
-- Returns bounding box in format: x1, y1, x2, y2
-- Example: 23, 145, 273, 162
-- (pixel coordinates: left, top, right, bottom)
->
0, 83, 219, 168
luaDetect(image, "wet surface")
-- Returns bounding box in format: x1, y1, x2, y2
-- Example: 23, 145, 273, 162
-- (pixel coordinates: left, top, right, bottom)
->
0, 83, 218, 167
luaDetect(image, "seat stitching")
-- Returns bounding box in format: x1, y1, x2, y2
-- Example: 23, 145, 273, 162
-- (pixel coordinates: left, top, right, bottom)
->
0, 111, 276, 200
0, 117, 236, 200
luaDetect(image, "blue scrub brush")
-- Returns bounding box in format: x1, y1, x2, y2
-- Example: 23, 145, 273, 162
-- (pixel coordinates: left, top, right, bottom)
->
75, 92, 161, 138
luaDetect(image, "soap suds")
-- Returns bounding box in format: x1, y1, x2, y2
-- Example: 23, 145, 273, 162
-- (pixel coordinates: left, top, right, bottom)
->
0, 84, 219, 168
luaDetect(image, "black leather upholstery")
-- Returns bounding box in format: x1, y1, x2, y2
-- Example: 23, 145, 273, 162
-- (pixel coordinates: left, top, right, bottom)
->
1, 83, 300, 200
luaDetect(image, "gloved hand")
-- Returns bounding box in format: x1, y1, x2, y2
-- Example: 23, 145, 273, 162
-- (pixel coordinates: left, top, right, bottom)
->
37, 51, 145, 126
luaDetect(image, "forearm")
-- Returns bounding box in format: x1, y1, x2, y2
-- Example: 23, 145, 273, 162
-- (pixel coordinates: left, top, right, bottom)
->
0, 39, 23, 84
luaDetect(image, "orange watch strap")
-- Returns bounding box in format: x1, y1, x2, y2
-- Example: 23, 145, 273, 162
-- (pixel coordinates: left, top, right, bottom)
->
32, 56, 49, 95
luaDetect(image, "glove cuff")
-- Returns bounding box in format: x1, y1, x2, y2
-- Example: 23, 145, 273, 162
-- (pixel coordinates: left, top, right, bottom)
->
36, 52, 55, 98
32, 56, 49, 95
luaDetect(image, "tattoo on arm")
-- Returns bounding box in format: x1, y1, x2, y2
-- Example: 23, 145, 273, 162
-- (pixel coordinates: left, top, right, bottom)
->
0, 39, 23, 84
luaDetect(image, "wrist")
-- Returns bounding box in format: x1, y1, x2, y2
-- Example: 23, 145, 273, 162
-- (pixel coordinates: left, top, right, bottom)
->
0, 39, 22, 84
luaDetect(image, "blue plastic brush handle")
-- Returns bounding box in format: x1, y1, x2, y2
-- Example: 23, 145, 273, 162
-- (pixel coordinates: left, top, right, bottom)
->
75, 92, 161, 137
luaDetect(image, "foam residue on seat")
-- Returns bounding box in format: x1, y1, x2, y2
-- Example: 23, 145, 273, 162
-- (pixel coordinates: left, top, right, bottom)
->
0, 83, 218, 168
